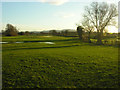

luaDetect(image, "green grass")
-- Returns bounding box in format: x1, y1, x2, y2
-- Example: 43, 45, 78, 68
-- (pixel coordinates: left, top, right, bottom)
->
2, 36, 119, 88
91, 37, 119, 46
2, 35, 77, 42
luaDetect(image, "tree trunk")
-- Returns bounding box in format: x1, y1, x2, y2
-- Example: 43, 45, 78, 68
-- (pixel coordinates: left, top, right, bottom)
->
96, 30, 103, 45
77, 26, 83, 41
77, 30, 82, 40
88, 31, 91, 43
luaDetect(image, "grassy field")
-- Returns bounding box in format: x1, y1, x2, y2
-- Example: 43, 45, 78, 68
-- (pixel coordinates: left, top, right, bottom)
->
2, 36, 119, 88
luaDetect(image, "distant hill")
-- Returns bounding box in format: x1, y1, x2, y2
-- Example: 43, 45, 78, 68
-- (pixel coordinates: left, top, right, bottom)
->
35, 29, 76, 33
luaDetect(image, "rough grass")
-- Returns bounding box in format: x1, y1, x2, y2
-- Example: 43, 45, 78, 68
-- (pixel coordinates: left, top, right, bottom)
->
2, 35, 77, 42
2, 36, 119, 88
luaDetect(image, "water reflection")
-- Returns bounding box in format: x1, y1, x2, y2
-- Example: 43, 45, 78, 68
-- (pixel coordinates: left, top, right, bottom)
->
0, 41, 55, 44
15, 42, 23, 43
0, 42, 8, 44
38, 42, 55, 44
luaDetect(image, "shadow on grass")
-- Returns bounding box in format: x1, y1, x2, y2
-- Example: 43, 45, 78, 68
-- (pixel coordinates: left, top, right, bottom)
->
3, 39, 118, 51
3, 44, 82, 51
23, 38, 79, 42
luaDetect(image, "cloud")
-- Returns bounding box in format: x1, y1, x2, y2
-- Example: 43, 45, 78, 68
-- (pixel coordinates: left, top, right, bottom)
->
55, 12, 75, 18
40, 0, 69, 6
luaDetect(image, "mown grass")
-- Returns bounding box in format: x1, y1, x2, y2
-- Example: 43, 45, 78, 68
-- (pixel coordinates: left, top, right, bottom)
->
2, 35, 77, 42
2, 36, 119, 88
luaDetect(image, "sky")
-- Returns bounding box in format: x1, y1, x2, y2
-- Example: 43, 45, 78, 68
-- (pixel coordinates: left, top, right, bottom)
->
1, 0, 119, 33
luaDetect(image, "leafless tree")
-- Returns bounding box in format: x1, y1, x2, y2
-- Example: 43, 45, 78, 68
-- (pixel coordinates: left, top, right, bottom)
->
5, 24, 18, 36
81, 17, 94, 43
49, 30, 57, 36
83, 2, 118, 44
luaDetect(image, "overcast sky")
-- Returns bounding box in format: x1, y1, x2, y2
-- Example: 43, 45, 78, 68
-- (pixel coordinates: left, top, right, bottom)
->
1, 0, 119, 32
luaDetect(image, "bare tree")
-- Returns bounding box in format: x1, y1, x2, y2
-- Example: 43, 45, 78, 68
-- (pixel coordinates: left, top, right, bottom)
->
81, 17, 94, 43
49, 30, 57, 36
83, 2, 118, 44
5, 24, 18, 36
64, 30, 68, 36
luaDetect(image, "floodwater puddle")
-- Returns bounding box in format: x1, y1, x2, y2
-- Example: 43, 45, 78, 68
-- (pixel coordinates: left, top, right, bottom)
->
38, 42, 55, 44
0, 42, 8, 44
43, 36, 52, 37
14, 42, 24, 43
0, 41, 55, 44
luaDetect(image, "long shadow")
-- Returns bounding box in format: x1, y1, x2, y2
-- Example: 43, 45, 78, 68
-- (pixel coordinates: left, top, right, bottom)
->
23, 38, 79, 43
2, 38, 79, 44
3, 44, 81, 51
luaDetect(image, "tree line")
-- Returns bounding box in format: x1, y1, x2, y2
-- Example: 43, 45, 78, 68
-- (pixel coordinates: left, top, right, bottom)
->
2, 24, 78, 37
77, 2, 118, 45
2, 2, 118, 45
